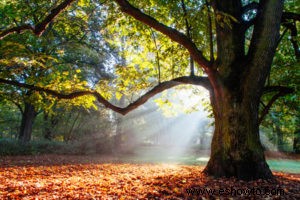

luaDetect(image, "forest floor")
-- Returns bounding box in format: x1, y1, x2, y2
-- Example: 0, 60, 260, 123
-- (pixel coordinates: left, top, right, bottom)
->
0, 154, 299, 199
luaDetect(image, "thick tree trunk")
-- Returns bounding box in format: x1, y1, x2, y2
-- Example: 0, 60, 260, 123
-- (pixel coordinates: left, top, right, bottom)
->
203, 88, 273, 180
19, 102, 37, 143
203, 0, 283, 180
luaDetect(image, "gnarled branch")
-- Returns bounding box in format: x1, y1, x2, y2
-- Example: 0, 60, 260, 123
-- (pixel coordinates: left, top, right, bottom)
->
0, 0, 75, 40
259, 86, 294, 124
114, 0, 211, 71
0, 76, 210, 115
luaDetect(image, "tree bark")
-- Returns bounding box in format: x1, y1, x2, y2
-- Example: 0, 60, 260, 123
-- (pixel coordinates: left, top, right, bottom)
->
19, 102, 37, 143
203, 87, 273, 180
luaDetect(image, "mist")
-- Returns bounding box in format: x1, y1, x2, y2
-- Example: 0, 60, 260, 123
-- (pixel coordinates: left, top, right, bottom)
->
113, 86, 213, 164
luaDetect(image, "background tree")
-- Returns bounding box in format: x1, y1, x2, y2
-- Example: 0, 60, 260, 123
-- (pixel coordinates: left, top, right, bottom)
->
0, 0, 113, 143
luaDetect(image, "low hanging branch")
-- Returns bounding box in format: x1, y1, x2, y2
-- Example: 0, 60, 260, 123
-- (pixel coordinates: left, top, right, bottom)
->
114, 0, 224, 106
0, 0, 75, 40
0, 76, 210, 115
259, 86, 294, 124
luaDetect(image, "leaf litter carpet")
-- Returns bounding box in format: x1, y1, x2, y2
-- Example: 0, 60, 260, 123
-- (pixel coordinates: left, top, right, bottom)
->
0, 155, 299, 199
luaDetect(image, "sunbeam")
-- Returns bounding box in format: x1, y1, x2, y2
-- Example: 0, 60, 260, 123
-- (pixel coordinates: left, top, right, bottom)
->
113, 86, 213, 164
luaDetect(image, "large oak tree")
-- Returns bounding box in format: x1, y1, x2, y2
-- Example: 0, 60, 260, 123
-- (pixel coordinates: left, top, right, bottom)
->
0, 0, 299, 180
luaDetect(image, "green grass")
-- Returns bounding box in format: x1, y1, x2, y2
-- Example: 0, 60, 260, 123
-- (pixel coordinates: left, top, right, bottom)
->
267, 159, 300, 173
120, 146, 300, 173
121, 154, 300, 173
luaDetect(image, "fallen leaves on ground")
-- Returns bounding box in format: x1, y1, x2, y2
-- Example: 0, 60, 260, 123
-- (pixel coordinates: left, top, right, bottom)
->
0, 155, 299, 199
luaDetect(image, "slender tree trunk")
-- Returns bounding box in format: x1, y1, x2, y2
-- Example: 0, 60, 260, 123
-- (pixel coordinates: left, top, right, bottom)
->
275, 125, 284, 151
19, 102, 37, 143
43, 112, 52, 140
43, 112, 58, 140
294, 129, 300, 153
64, 111, 80, 141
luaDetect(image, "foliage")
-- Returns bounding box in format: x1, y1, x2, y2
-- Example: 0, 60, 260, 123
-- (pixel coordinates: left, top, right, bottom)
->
0, 0, 116, 143
103, 0, 210, 101
0, 103, 114, 153
0, 101, 20, 139
154, 85, 210, 117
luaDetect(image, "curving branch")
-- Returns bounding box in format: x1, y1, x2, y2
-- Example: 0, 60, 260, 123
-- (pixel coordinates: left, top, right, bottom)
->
0, 76, 210, 115
0, 0, 75, 40
114, 0, 211, 71
259, 86, 294, 124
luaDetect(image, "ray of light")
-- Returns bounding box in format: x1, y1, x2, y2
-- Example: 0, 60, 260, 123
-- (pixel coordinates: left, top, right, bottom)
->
113, 86, 213, 164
